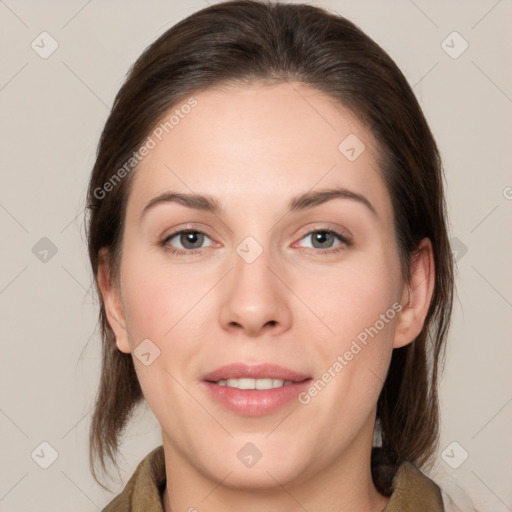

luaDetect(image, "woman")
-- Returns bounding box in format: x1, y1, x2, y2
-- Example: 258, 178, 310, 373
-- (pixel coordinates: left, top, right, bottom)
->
86, 1, 454, 510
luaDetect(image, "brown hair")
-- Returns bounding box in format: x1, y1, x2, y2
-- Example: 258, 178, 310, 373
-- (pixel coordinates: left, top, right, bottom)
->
86, 0, 454, 494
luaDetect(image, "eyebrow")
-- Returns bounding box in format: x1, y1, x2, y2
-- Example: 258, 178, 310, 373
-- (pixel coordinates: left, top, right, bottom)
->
140, 186, 378, 221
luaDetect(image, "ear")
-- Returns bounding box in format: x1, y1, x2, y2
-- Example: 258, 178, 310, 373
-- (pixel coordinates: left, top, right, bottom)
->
393, 237, 435, 349
96, 248, 131, 354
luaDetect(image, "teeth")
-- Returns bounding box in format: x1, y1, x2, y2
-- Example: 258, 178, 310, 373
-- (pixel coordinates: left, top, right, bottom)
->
216, 378, 293, 389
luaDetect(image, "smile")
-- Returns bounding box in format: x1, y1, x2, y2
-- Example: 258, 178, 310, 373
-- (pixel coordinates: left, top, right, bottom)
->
201, 363, 312, 416
215, 378, 294, 389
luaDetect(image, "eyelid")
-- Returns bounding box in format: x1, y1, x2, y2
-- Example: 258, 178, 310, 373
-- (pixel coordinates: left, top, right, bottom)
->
163, 229, 214, 243
294, 224, 352, 245
160, 223, 214, 241
161, 227, 216, 247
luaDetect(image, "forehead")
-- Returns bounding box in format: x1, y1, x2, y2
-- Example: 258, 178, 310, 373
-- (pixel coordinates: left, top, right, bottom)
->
126, 81, 392, 226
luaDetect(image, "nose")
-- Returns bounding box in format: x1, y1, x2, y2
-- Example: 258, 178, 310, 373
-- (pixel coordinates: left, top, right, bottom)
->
218, 244, 292, 337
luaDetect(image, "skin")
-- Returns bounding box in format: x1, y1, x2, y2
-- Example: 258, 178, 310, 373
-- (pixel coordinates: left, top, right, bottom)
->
98, 81, 435, 512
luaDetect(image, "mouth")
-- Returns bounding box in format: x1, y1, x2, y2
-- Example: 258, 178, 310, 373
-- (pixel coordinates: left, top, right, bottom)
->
202, 362, 311, 386
213, 377, 297, 389
201, 363, 312, 416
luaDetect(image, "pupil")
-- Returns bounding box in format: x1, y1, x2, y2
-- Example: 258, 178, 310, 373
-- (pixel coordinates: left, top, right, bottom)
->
182, 231, 203, 249
314, 231, 332, 248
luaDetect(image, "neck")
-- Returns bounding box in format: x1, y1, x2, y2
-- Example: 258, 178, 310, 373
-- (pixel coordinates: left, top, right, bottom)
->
161, 419, 389, 512
163, 465, 388, 512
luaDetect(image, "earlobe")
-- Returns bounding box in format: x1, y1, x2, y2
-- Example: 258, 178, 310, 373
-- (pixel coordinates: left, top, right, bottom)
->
96, 249, 131, 354
393, 238, 435, 349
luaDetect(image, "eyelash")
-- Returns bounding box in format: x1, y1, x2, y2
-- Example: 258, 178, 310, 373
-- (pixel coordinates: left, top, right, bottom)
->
160, 228, 351, 257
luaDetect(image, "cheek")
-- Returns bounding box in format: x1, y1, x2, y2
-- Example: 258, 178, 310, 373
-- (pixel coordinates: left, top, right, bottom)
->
298, 250, 400, 344
118, 253, 206, 424
120, 252, 204, 343
294, 260, 399, 444
294, 245, 401, 406
118, 248, 212, 405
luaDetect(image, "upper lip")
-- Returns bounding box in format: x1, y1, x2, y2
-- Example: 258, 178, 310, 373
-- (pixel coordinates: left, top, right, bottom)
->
202, 363, 311, 383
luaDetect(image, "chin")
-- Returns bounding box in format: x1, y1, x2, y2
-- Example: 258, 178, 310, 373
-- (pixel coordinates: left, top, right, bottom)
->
212, 461, 307, 491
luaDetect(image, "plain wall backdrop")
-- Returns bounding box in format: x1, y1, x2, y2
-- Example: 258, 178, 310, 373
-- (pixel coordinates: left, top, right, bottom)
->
1, 0, 511, 510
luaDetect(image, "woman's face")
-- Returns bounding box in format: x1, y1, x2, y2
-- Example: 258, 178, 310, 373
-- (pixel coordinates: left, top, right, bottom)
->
101, 82, 418, 490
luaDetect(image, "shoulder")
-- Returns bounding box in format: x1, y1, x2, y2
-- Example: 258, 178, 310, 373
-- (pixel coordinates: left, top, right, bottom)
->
383, 460, 445, 512
102, 445, 166, 512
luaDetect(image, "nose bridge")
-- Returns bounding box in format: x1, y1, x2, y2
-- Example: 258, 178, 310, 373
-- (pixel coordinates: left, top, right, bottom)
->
218, 234, 292, 335
230, 221, 275, 278
232, 235, 278, 303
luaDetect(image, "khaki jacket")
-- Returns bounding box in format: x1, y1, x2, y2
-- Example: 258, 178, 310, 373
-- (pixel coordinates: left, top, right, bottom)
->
102, 445, 445, 511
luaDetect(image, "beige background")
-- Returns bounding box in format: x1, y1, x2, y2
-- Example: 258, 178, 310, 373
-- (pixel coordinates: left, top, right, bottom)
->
1, 0, 511, 510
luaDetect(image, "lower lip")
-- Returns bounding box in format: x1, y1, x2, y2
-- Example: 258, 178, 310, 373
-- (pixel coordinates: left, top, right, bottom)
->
202, 380, 312, 416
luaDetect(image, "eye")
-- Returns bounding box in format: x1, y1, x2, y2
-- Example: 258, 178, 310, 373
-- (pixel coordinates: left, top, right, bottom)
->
160, 227, 350, 257
295, 228, 351, 255
161, 230, 215, 255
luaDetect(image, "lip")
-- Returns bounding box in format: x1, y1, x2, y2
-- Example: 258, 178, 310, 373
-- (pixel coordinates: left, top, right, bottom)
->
201, 363, 312, 416
202, 363, 311, 383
